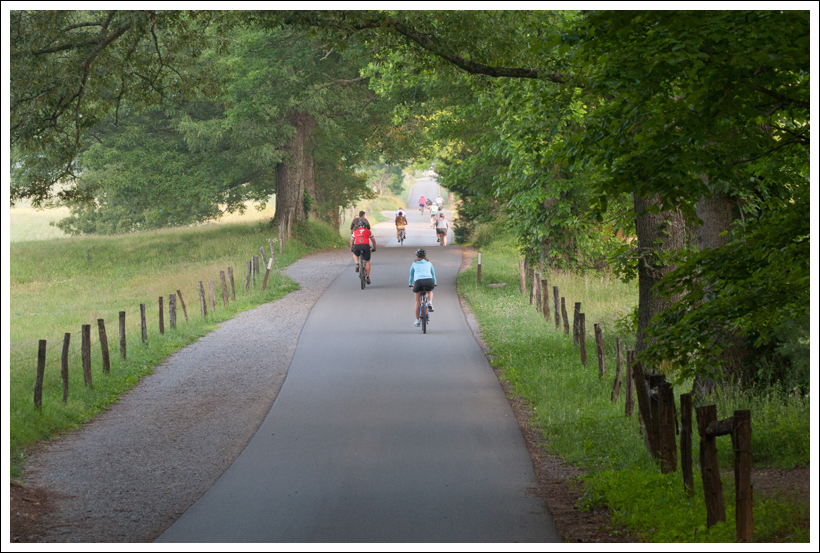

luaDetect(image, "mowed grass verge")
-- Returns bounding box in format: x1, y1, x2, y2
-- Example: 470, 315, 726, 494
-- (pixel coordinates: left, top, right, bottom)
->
9, 219, 347, 478
456, 234, 809, 542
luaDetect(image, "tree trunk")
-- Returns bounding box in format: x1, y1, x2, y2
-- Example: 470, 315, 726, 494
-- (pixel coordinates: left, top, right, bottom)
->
634, 193, 687, 357
696, 184, 749, 382
274, 112, 316, 224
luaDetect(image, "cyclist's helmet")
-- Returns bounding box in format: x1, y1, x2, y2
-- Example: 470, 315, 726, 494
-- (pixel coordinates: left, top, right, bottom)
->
415, 248, 426, 258
357, 219, 368, 228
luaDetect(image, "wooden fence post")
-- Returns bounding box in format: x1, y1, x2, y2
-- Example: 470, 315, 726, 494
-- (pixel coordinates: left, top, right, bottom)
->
62, 333, 70, 403
158, 297, 164, 335
594, 323, 606, 378
119, 312, 126, 359
81, 324, 93, 388
208, 280, 216, 313
573, 302, 582, 346
680, 392, 694, 497
658, 380, 677, 473
561, 297, 570, 334
169, 293, 177, 330
579, 313, 587, 366
98, 319, 111, 374
245, 260, 251, 293
140, 304, 147, 343
534, 272, 542, 313
287, 208, 293, 240
611, 337, 622, 402
269, 238, 276, 269
220, 271, 229, 307
624, 350, 634, 418
632, 359, 654, 453
541, 277, 549, 320
262, 257, 273, 291
476, 252, 482, 284
34, 339, 46, 410
228, 268, 236, 301
176, 290, 189, 323
519, 260, 526, 295
696, 404, 726, 528
733, 410, 753, 542
198, 281, 207, 317
252, 256, 258, 286
553, 286, 560, 329
527, 268, 535, 305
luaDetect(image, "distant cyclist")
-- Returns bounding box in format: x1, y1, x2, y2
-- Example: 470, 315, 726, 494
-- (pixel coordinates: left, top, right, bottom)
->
350, 210, 370, 232
409, 248, 436, 327
418, 195, 426, 213
435, 193, 444, 209
350, 219, 376, 283
435, 212, 449, 246
395, 208, 408, 243
429, 202, 439, 227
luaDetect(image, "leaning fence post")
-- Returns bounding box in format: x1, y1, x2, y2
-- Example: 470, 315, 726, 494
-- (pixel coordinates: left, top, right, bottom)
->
119, 311, 126, 359
476, 252, 482, 284
259, 245, 267, 269
198, 281, 207, 317
81, 324, 93, 388
279, 221, 284, 254
579, 313, 587, 366
228, 268, 236, 301
245, 261, 251, 293
98, 318, 111, 374
269, 238, 277, 269
680, 392, 694, 497
658, 380, 677, 473
220, 271, 229, 307
611, 338, 622, 402
624, 350, 635, 418
561, 297, 570, 334
158, 296, 164, 335
252, 256, 258, 286
733, 410, 753, 542
519, 260, 526, 295
553, 286, 560, 329
34, 339, 46, 410
176, 290, 189, 323
140, 304, 147, 343
696, 404, 726, 528
632, 358, 653, 452
534, 271, 542, 313
62, 333, 70, 403
208, 280, 216, 313
540, 277, 549, 320
529, 268, 535, 305
262, 257, 273, 291
648, 374, 664, 459
594, 323, 606, 378
169, 293, 177, 330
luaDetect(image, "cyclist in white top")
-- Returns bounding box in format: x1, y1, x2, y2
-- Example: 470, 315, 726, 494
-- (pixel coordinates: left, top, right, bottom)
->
429, 202, 439, 227
435, 194, 444, 209
435, 212, 449, 246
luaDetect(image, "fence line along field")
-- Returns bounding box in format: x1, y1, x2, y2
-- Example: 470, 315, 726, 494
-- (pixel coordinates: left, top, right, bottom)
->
8, 212, 346, 478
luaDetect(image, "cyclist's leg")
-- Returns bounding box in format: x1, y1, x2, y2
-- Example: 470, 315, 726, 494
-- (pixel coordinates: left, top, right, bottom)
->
414, 290, 422, 319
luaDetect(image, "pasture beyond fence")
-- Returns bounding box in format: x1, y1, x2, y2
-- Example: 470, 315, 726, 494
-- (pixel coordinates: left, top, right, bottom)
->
497, 252, 755, 542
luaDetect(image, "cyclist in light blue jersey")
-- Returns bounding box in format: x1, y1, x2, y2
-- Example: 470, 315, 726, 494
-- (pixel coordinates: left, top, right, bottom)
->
409, 248, 436, 326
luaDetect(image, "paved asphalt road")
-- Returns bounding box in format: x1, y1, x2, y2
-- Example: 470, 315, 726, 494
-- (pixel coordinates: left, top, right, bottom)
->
157, 179, 560, 543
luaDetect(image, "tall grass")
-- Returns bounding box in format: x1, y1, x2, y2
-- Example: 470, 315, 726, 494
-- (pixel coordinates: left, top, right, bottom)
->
9, 218, 347, 478
458, 231, 809, 542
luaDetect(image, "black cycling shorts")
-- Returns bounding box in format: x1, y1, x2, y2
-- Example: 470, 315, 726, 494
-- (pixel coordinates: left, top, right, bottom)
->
352, 244, 371, 261
436, 228, 447, 235
413, 278, 435, 293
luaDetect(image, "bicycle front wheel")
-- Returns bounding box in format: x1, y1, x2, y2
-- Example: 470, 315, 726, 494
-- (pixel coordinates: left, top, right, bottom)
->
421, 303, 427, 333
360, 258, 366, 289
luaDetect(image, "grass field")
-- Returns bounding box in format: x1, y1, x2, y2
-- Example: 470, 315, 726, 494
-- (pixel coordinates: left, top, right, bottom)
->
8, 213, 346, 478
457, 231, 809, 542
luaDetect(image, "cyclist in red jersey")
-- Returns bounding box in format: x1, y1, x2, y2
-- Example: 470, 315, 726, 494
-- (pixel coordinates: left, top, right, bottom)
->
350, 220, 377, 283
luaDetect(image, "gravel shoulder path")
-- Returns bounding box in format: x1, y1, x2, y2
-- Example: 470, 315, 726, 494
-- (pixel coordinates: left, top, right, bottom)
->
20, 250, 351, 543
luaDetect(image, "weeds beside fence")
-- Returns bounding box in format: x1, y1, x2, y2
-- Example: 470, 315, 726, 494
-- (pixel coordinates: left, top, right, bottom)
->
457, 238, 809, 543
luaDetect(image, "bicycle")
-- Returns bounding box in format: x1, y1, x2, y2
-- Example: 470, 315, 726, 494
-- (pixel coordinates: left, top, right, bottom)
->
418, 204, 425, 214
358, 247, 372, 289
397, 227, 406, 245
418, 287, 432, 333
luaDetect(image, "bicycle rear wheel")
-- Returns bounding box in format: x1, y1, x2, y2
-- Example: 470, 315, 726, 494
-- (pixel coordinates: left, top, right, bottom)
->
421, 302, 427, 334
400, 229, 405, 245
359, 257, 366, 289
